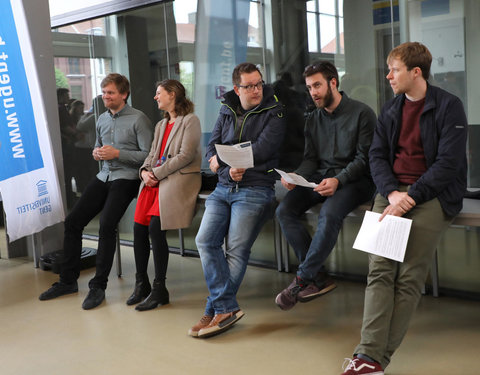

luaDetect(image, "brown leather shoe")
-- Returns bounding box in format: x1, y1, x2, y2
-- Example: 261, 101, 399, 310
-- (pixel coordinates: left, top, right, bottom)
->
197, 309, 244, 338
188, 315, 213, 337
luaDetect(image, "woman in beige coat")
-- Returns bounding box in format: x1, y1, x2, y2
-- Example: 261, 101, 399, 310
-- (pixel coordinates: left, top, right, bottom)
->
127, 79, 202, 311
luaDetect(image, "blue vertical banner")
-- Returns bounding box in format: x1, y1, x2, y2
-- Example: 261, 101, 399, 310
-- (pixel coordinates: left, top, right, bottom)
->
193, 0, 250, 166
0, 0, 64, 242
0, 0, 43, 179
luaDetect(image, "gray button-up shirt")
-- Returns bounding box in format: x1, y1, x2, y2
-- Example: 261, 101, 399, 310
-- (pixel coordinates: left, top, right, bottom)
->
95, 104, 153, 182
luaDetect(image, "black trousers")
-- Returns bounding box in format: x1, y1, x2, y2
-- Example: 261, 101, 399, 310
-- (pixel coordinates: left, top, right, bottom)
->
60, 177, 139, 289
133, 216, 169, 280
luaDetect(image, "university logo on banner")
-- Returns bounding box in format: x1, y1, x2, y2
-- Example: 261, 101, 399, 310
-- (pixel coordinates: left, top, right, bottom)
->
0, 0, 64, 242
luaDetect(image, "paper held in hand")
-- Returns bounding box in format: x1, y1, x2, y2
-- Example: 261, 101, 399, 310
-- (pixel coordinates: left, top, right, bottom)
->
274, 169, 318, 188
215, 141, 254, 169
353, 210, 412, 262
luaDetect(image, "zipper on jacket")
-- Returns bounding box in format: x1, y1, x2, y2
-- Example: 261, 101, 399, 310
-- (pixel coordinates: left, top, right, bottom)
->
223, 101, 279, 143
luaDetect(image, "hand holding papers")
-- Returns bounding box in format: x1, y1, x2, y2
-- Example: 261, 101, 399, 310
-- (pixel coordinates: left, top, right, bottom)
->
353, 211, 412, 262
215, 141, 254, 169
275, 169, 318, 188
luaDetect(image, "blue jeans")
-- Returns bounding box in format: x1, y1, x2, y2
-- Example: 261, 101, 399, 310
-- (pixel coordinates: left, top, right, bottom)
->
196, 184, 275, 316
276, 175, 374, 282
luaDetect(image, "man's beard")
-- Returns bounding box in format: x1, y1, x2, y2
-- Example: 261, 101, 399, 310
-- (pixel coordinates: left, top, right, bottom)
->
315, 84, 334, 109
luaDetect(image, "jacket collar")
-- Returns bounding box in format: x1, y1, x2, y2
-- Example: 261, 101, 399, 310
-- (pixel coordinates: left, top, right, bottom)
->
320, 91, 349, 116
159, 115, 185, 155
389, 82, 437, 116
423, 82, 437, 112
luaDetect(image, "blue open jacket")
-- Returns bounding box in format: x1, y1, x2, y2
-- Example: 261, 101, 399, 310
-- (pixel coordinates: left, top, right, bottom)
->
206, 85, 286, 188
369, 84, 468, 217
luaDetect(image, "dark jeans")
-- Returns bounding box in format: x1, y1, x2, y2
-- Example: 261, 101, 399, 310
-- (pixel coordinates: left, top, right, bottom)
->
276, 175, 375, 282
60, 177, 140, 290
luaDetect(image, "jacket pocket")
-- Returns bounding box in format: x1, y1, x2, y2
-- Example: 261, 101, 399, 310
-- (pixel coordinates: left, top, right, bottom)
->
179, 164, 201, 174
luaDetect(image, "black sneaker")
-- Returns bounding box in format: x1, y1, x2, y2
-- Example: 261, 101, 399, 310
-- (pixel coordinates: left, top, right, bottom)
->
39, 281, 78, 301
82, 288, 105, 310
275, 276, 306, 310
297, 274, 336, 302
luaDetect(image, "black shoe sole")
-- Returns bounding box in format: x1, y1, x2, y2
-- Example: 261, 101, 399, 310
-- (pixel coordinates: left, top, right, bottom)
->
82, 297, 105, 310
126, 293, 151, 306
135, 299, 169, 311
39, 286, 78, 301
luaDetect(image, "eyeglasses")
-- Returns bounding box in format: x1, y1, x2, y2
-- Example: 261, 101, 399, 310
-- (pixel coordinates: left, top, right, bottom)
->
237, 80, 265, 92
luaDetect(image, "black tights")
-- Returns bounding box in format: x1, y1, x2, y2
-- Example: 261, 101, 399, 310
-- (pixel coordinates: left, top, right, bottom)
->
133, 216, 169, 280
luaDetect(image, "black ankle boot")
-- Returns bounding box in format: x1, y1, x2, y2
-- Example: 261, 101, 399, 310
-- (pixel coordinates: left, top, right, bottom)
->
126, 273, 151, 305
135, 279, 169, 311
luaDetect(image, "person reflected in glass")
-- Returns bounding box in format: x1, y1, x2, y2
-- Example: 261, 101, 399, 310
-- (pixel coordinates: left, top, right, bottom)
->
57, 88, 78, 209
127, 79, 202, 311
75, 95, 106, 195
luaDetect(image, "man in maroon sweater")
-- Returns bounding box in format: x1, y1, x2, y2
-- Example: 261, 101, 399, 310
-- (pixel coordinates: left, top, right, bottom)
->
341, 42, 467, 374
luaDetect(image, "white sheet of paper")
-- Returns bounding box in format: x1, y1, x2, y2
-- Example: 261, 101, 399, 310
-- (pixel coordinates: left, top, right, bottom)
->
353, 211, 412, 262
274, 169, 318, 188
215, 141, 254, 169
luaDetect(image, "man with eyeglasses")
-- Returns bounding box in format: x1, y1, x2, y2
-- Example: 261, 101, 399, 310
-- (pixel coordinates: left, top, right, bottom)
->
275, 61, 376, 310
189, 62, 285, 338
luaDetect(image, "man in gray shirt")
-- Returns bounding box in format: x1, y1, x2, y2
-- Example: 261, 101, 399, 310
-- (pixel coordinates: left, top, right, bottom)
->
275, 62, 376, 310
40, 73, 153, 310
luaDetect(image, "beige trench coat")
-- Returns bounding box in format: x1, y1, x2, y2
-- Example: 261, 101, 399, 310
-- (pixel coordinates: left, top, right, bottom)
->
138, 113, 202, 230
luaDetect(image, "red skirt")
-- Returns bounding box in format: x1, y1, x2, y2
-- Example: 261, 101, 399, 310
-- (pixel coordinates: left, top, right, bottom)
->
134, 185, 160, 225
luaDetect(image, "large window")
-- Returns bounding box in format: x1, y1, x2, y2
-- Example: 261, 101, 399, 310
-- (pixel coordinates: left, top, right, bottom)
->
49, 0, 480, 270
307, 0, 344, 54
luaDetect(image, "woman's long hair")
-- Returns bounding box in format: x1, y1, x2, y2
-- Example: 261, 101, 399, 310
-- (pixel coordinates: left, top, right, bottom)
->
157, 79, 194, 121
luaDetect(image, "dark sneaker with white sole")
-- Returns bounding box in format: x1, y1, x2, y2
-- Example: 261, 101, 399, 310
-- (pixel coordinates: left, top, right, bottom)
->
275, 274, 337, 310
197, 310, 244, 338
297, 275, 336, 302
275, 276, 305, 310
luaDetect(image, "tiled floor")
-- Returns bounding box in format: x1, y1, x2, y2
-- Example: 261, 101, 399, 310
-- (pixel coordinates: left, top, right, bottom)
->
0, 246, 479, 375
